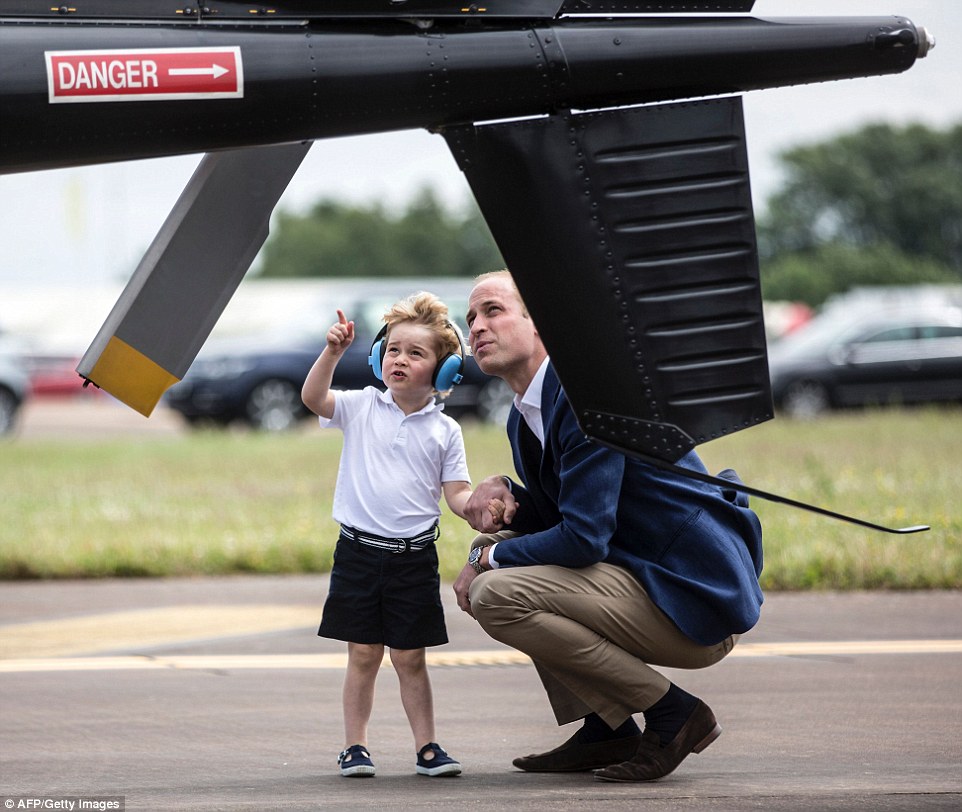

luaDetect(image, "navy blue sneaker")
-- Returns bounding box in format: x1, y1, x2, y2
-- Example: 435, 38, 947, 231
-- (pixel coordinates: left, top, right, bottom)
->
338, 744, 375, 777
416, 742, 462, 777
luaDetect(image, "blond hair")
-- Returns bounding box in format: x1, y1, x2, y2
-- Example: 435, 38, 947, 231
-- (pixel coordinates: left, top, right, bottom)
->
382, 291, 464, 394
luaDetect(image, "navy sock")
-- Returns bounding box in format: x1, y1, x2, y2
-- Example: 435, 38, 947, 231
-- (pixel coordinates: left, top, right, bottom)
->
578, 712, 641, 744
643, 684, 699, 746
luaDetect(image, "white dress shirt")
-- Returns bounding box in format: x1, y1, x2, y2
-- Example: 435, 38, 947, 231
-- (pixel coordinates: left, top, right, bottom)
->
489, 357, 550, 568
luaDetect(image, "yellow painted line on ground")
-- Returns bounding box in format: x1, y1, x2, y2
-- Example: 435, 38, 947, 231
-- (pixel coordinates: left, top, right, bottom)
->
0, 641, 959, 674
728, 639, 962, 657
0, 605, 320, 659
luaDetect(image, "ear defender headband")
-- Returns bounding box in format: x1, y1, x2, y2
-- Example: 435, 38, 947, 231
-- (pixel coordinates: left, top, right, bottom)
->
368, 321, 465, 391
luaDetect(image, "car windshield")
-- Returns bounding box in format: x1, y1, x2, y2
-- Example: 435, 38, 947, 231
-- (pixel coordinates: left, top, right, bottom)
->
770, 307, 875, 359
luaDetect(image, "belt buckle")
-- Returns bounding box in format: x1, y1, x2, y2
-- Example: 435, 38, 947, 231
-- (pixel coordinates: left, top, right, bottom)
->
392, 538, 410, 554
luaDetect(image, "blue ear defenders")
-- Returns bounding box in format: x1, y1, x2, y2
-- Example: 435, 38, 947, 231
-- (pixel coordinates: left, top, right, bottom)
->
368, 322, 465, 390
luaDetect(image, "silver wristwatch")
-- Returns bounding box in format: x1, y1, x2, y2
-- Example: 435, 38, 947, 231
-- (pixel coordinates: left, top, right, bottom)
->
468, 545, 486, 575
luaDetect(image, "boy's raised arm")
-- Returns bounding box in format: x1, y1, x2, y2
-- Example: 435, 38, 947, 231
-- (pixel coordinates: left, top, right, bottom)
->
302, 309, 354, 419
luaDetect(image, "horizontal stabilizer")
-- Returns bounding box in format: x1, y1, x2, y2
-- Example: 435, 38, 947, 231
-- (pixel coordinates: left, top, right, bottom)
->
77, 141, 311, 415
445, 98, 772, 461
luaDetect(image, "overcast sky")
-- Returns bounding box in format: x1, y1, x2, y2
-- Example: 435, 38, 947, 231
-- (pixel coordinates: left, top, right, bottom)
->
0, 0, 958, 287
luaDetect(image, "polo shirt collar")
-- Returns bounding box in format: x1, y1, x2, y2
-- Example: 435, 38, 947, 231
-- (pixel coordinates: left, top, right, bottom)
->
378, 387, 439, 416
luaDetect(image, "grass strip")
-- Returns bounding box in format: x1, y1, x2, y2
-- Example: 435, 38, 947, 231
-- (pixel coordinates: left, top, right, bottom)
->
2, 408, 959, 588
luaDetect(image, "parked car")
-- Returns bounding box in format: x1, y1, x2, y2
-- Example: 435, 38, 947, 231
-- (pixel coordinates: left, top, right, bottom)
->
768, 296, 962, 418
15, 351, 102, 398
0, 336, 29, 435
165, 281, 513, 431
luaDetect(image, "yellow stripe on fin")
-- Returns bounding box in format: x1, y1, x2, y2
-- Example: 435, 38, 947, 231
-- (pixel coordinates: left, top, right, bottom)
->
85, 336, 180, 417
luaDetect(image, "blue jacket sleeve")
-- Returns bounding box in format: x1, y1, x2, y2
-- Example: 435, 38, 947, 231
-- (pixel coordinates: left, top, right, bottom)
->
494, 402, 624, 568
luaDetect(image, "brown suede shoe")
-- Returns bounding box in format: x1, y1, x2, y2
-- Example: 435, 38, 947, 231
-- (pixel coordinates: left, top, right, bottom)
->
512, 732, 643, 772
593, 700, 721, 782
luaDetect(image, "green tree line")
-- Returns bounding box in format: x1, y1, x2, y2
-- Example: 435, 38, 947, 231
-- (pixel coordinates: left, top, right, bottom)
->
258, 187, 503, 279
257, 121, 962, 307
757, 121, 961, 305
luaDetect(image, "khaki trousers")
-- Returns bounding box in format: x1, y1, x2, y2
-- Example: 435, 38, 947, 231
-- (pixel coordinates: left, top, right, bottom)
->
468, 556, 737, 729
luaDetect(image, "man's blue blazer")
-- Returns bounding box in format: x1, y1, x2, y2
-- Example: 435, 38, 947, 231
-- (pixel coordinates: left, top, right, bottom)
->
494, 363, 764, 646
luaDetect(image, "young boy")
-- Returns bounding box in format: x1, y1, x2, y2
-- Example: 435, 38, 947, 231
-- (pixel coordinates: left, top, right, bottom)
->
302, 291, 479, 779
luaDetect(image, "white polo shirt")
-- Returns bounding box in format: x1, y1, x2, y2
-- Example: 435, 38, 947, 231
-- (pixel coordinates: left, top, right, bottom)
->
320, 387, 470, 538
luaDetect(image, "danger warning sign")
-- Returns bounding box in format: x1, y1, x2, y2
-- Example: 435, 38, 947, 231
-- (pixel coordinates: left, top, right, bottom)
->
45, 47, 244, 103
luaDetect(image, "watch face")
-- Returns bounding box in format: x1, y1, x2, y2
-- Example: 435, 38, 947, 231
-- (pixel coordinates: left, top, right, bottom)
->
469, 547, 482, 564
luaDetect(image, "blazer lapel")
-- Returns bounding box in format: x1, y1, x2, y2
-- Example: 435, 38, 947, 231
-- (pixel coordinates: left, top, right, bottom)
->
512, 363, 562, 490
517, 418, 542, 483
506, 363, 566, 530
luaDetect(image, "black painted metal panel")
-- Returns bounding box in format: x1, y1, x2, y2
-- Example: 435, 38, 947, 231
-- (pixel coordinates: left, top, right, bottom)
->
560, 1, 754, 12
445, 97, 772, 461
0, 1, 563, 20
0, 1, 752, 21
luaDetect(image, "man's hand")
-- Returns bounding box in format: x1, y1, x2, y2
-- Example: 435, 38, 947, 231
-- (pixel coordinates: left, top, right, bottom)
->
453, 563, 478, 618
464, 475, 517, 532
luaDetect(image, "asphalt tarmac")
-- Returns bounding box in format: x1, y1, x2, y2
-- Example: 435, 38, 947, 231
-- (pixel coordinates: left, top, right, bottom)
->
1, 576, 960, 811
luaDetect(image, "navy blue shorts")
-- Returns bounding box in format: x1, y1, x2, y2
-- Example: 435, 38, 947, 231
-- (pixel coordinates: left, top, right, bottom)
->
318, 533, 448, 649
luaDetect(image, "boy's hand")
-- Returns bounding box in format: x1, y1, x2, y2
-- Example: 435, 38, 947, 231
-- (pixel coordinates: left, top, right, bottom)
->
326, 309, 355, 357
487, 498, 506, 528
464, 476, 517, 532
